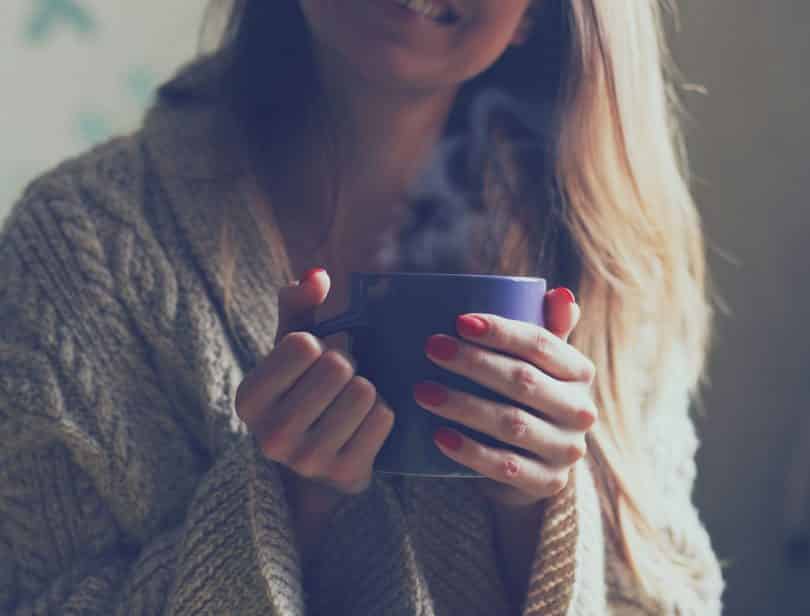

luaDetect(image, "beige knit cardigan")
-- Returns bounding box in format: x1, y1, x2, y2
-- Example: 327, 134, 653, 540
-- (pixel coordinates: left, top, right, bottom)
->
0, 62, 723, 615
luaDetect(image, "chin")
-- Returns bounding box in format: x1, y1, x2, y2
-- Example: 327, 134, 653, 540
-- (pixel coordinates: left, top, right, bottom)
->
351, 50, 458, 94
300, 0, 472, 96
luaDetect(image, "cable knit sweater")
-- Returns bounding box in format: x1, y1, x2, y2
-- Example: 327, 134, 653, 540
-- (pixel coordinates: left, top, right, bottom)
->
0, 59, 723, 615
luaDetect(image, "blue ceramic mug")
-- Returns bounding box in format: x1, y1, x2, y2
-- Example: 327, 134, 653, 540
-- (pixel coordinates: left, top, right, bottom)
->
306, 272, 547, 478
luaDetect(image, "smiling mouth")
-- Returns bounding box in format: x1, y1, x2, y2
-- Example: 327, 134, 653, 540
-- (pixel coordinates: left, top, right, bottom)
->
393, 0, 460, 25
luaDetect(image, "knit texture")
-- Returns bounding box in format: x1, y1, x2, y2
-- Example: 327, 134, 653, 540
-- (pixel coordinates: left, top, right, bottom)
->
0, 58, 724, 615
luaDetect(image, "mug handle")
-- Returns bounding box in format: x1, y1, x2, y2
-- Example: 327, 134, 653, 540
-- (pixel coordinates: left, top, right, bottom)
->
305, 309, 368, 338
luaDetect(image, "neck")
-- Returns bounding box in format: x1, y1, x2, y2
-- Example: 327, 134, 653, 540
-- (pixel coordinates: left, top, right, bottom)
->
327, 84, 456, 195
293, 43, 459, 219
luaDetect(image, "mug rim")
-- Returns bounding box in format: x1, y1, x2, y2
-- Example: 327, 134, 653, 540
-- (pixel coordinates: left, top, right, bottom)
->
350, 271, 545, 283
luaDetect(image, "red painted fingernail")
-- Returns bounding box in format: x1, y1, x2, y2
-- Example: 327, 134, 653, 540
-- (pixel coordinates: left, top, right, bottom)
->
457, 315, 489, 338
413, 382, 449, 406
434, 427, 463, 451
425, 335, 459, 361
303, 267, 326, 282
552, 287, 576, 304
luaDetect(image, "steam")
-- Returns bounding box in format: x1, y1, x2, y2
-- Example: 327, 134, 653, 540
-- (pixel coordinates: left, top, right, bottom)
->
375, 87, 555, 275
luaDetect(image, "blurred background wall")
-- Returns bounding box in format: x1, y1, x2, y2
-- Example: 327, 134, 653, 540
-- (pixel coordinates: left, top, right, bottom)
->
670, 2, 810, 614
0, 0, 208, 212
1, 1, 808, 614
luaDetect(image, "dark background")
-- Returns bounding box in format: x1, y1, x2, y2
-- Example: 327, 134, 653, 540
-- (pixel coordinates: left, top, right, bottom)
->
670, 2, 810, 613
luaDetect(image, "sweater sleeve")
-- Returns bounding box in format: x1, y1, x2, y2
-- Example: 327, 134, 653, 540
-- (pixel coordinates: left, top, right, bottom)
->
606, 337, 725, 615
0, 185, 305, 614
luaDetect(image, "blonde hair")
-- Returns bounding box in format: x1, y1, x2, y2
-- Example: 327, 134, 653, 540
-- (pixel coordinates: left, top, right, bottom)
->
205, 0, 714, 602
559, 0, 714, 598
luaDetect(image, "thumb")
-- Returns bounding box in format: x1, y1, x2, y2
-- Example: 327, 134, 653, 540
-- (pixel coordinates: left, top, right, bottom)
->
543, 287, 580, 343
275, 268, 331, 342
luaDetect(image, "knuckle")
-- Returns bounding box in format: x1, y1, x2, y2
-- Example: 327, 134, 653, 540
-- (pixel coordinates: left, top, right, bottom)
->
500, 456, 522, 480
327, 459, 363, 486
500, 407, 530, 442
580, 358, 597, 384
511, 364, 538, 399
261, 415, 301, 456
282, 331, 323, 362
371, 403, 396, 430
289, 448, 325, 479
533, 329, 554, 361
321, 350, 355, 381
259, 430, 292, 462
347, 376, 377, 406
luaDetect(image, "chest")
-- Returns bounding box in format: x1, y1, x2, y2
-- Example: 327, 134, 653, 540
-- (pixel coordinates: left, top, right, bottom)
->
280, 207, 407, 354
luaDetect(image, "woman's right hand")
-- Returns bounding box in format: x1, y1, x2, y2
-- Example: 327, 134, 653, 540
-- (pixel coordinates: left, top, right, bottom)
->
235, 268, 395, 496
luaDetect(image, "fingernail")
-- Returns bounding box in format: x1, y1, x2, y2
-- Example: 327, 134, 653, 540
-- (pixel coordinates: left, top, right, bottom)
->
434, 427, 463, 451
457, 315, 488, 338
552, 287, 576, 304
413, 382, 449, 406
303, 267, 326, 283
425, 335, 459, 361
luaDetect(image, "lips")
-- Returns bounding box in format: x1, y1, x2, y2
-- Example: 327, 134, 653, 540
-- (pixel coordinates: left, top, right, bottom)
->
393, 0, 460, 25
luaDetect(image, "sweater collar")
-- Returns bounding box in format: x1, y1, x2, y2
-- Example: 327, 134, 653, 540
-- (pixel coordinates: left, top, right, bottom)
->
141, 57, 290, 371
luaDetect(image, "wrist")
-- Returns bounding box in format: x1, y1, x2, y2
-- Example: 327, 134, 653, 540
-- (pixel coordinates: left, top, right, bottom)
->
281, 467, 346, 515
492, 498, 546, 525
280, 469, 348, 564
492, 499, 546, 608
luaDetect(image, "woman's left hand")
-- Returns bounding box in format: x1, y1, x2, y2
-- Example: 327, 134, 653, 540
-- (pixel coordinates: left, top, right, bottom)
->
413, 287, 597, 508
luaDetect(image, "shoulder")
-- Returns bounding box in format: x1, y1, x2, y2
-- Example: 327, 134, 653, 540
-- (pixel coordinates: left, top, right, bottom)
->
1, 133, 150, 314
3, 54, 227, 244
0, 55, 248, 474
0, 136, 160, 458
1, 132, 161, 331
0, 128, 177, 371
0, 141, 219, 539
3, 128, 149, 239
1, 53, 231, 317
5, 132, 147, 221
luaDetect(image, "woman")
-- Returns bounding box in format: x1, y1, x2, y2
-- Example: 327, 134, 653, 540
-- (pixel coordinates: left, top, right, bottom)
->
0, 0, 723, 614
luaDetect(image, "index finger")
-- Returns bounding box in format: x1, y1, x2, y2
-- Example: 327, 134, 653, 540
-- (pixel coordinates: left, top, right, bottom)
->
235, 331, 324, 426
455, 314, 595, 384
